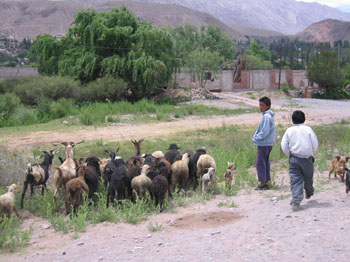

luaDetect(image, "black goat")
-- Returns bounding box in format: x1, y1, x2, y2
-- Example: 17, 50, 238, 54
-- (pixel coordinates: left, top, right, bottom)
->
188, 148, 206, 190
107, 158, 133, 207
21, 150, 55, 208
84, 156, 101, 201
102, 149, 120, 188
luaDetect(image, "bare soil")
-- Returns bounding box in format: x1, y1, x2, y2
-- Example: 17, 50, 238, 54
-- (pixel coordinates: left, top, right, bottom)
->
1, 92, 350, 262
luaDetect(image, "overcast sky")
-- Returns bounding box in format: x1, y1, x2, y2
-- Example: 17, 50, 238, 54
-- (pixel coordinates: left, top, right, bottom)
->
295, 0, 350, 7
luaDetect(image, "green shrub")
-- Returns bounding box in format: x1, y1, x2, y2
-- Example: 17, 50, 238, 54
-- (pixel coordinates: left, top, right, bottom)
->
77, 76, 127, 103
12, 76, 79, 105
0, 93, 21, 125
0, 216, 32, 252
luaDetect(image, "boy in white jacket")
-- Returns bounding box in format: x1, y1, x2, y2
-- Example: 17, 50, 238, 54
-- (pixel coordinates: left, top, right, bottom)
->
281, 110, 318, 211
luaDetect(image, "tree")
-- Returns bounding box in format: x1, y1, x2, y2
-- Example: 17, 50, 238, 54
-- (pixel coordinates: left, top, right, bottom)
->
29, 7, 175, 101
170, 25, 236, 87
307, 49, 344, 98
244, 41, 272, 69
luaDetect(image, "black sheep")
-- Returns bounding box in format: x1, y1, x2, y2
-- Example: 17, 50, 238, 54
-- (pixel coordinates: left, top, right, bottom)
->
151, 175, 169, 212
165, 143, 181, 164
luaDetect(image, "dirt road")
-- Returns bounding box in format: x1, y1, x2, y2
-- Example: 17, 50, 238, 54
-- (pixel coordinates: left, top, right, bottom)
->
1, 92, 350, 151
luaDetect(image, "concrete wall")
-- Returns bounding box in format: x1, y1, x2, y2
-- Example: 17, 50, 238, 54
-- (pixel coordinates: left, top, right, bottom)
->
0, 67, 38, 80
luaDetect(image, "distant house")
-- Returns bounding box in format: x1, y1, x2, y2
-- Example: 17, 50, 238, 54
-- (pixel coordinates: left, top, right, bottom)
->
175, 69, 313, 91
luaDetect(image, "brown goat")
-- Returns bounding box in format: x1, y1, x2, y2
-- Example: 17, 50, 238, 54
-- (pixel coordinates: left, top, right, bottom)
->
127, 139, 144, 168
65, 165, 89, 215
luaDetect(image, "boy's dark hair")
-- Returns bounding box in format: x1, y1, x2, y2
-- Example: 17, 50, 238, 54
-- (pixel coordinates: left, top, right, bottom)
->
259, 96, 271, 107
292, 110, 305, 124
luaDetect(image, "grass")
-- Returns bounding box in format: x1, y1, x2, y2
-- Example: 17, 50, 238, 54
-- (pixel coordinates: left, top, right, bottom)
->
217, 200, 239, 208
0, 98, 260, 132
147, 222, 163, 232
2, 120, 350, 251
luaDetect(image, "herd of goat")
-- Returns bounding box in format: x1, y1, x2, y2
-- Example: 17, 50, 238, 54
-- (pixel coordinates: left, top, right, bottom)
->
0, 139, 237, 218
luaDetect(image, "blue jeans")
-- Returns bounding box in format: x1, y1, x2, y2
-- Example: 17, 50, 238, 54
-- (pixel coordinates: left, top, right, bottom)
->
289, 156, 314, 204
256, 146, 272, 183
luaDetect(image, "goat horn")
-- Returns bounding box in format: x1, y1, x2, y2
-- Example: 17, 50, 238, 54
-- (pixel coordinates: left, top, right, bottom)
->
116, 147, 120, 153
104, 150, 110, 154
138, 139, 144, 144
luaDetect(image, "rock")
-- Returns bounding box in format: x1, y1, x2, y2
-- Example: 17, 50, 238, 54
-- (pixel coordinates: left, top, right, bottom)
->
62, 252, 66, 255
77, 242, 84, 246
168, 220, 175, 226
63, 120, 68, 125
211, 230, 221, 235
157, 242, 164, 246
41, 224, 50, 229
147, 234, 152, 238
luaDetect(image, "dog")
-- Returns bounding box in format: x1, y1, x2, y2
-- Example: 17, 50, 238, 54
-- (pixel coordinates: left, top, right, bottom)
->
224, 162, 236, 188
329, 156, 350, 182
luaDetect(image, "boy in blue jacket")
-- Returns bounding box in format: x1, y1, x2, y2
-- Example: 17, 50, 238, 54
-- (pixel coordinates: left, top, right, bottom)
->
252, 97, 276, 190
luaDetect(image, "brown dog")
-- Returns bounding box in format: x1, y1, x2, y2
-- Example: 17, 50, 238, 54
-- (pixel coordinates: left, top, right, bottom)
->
224, 162, 236, 188
329, 156, 350, 182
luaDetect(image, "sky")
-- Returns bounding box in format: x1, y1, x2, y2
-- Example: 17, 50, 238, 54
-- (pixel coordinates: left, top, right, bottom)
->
295, 0, 350, 8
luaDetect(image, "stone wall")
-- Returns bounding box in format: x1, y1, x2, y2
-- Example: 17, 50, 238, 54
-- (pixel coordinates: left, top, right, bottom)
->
0, 67, 38, 80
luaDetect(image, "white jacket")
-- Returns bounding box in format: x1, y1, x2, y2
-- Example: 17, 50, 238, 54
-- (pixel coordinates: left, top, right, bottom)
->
281, 124, 318, 158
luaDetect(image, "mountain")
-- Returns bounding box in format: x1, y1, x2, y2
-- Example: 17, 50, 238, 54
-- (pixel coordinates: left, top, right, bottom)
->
0, 0, 244, 40
295, 19, 350, 43
86, 0, 350, 35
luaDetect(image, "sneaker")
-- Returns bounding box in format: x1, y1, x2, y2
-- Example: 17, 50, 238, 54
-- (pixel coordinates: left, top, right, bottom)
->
291, 203, 303, 212
254, 184, 269, 191
305, 194, 312, 199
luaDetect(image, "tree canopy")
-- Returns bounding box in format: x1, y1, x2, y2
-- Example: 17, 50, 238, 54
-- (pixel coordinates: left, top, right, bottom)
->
29, 7, 175, 101
170, 25, 236, 87
307, 49, 345, 98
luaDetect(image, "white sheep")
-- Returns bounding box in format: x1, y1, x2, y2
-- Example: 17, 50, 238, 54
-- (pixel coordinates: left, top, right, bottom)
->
201, 167, 215, 193
152, 151, 164, 159
0, 184, 19, 218
131, 164, 152, 199
171, 153, 190, 194
197, 154, 216, 193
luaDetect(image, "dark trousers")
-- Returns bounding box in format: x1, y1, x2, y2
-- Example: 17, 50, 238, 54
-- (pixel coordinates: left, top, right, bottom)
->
256, 146, 273, 183
289, 156, 314, 204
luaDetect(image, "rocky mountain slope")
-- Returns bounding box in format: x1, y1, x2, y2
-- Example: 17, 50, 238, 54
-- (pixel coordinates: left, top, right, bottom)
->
0, 0, 244, 40
295, 19, 350, 43
88, 0, 350, 35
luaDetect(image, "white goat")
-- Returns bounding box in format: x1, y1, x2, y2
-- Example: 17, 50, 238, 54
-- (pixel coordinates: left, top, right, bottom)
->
53, 141, 81, 211
131, 164, 152, 199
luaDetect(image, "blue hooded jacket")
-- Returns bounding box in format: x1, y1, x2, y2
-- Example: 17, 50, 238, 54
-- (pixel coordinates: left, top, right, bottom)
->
252, 109, 276, 146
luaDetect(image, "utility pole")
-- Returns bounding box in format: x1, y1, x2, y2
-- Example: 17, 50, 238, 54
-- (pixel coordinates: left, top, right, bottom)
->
278, 42, 282, 89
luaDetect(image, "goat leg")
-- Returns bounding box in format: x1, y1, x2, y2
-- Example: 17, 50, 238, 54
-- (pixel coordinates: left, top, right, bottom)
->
20, 181, 29, 209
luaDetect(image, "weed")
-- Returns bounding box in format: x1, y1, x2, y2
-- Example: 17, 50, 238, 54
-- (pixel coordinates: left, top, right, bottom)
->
0, 216, 32, 252
147, 222, 163, 232
217, 200, 238, 208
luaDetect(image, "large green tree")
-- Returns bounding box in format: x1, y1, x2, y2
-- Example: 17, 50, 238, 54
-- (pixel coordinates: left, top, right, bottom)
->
307, 49, 344, 98
29, 7, 175, 101
244, 41, 272, 70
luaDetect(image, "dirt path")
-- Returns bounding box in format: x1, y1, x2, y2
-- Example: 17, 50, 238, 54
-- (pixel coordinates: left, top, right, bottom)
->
1, 93, 350, 151
2, 175, 350, 262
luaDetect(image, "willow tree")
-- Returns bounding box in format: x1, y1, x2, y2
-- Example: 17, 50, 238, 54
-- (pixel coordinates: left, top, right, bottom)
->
29, 7, 175, 101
